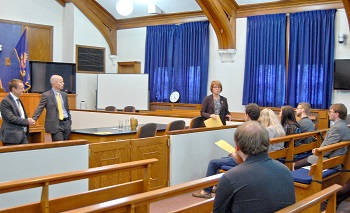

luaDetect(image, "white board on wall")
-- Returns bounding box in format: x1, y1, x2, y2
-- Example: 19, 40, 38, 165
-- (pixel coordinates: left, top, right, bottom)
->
97, 74, 149, 110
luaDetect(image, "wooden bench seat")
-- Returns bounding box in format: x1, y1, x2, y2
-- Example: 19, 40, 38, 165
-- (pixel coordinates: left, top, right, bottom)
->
219, 129, 326, 173
276, 184, 342, 213
0, 158, 158, 213
292, 141, 350, 211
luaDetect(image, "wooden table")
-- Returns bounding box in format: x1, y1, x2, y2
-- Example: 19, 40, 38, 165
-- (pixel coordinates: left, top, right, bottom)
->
70, 123, 167, 143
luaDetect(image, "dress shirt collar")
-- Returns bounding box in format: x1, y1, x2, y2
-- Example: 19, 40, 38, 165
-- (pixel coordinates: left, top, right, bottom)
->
9, 92, 19, 102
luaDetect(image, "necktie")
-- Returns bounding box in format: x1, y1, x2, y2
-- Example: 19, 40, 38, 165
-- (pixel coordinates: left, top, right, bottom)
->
16, 99, 27, 132
16, 99, 24, 118
56, 93, 64, 120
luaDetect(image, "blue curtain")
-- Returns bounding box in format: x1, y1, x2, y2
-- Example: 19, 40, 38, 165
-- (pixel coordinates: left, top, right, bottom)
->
144, 21, 209, 104
242, 14, 286, 107
287, 9, 336, 109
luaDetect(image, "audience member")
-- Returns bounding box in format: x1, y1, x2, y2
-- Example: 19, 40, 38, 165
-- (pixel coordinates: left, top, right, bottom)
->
0, 79, 36, 145
33, 75, 72, 141
213, 121, 295, 212
294, 103, 350, 170
296, 102, 315, 144
280, 105, 301, 146
200, 80, 231, 125
260, 108, 285, 151
192, 103, 260, 198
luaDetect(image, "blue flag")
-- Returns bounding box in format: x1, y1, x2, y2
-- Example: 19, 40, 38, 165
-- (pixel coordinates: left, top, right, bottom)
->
14, 28, 31, 91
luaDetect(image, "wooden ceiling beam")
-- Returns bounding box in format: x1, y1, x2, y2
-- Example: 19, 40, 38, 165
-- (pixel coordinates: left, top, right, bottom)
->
196, 0, 236, 49
343, 0, 350, 28
56, 0, 118, 55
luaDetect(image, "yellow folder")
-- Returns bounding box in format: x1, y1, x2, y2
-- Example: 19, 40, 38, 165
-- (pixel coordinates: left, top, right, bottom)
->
215, 140, 236, 154
204, 115, 223, 127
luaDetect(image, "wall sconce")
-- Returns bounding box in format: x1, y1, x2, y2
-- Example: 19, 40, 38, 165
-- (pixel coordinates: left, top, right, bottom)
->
116, 0, 133, 16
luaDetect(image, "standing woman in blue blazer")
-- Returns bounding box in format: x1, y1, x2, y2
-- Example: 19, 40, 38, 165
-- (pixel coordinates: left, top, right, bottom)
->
200, 80, 231, 125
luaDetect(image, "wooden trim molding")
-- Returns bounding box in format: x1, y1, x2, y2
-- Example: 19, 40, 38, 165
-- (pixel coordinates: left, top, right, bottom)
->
115, 11, 207, 30
236, 0, 344, 18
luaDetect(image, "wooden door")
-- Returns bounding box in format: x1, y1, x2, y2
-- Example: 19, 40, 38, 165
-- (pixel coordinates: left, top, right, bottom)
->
89, 140, 131, 189
131, 136, 169, 190
27, 25, 53, 61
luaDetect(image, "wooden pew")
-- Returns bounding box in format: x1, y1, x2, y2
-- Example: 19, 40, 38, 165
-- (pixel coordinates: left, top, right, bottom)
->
269, 129, 326, 170
61, 173, 223, 213
276, 184, 342, 213
220, 129, 327, 172
293, 141, 350, 211
0, 158, 158, 213
170, 184, 342, 213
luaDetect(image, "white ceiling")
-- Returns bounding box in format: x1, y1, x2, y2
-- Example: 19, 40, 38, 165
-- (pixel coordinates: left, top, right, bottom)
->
96, 0, 282, 20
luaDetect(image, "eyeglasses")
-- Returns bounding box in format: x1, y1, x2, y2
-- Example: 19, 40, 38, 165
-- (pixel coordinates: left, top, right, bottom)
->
212, 86, 221, 89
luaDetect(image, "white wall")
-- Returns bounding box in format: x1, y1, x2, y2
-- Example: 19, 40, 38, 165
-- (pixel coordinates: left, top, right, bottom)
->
333, 9, 350, 108
1, 1, 350, 111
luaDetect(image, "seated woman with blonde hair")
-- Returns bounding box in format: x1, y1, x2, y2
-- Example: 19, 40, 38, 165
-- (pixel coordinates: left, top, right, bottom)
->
260, 108, 286, 151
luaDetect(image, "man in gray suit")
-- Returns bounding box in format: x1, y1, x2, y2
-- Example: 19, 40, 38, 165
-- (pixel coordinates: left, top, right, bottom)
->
32, 75, 71, 141
294, 103, 350, 170
0, 79, 36, 145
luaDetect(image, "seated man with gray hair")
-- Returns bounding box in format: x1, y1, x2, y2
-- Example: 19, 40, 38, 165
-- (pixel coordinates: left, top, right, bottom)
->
213, 121, 295, 213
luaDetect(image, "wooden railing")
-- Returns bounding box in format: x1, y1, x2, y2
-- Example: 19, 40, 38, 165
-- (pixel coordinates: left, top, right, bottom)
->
269, 129, 327, 170
276, 184, 342, 213
170, 184, 342, 213
0, 159, 158, 213
61, 173, 223, 213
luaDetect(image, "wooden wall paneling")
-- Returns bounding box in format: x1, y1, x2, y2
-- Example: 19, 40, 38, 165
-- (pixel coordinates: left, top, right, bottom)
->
131, 136, 169, 190
68, 94, 77, 109
88, 140, 131, 190
150, 102, 202, 111
27, 25, 53, 61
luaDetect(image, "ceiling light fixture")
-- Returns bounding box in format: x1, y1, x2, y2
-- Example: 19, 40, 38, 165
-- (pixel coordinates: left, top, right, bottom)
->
116, 0, 133, 16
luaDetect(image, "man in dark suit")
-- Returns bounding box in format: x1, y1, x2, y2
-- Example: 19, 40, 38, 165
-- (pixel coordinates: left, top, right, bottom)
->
0, 79, 36, 145
32, 75, 71, 141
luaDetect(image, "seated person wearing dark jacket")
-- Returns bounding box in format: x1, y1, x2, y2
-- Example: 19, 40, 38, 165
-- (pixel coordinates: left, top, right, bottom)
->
192, 103, 260, 198
213, 121, 295, 213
